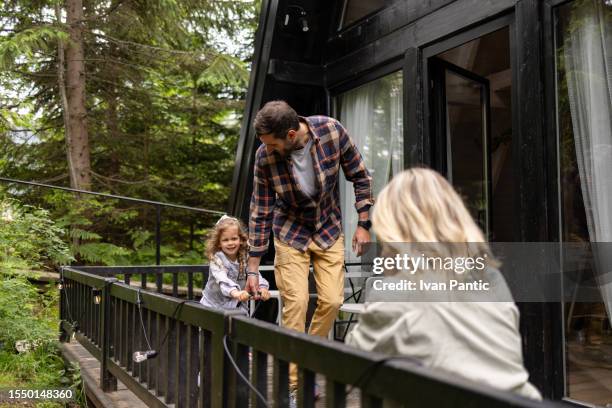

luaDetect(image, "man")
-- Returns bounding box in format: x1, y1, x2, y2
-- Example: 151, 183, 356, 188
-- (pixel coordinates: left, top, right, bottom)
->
245, 100, 373, 393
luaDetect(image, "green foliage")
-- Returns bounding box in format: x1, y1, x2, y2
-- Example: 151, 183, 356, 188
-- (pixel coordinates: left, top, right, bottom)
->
0, 277, 56, 347
0, 344, 65, 387
198, 54, 250, 88
0, 196, 79, 398
0, 0, 257, 206
0, 198, 73, 272
0, 26, 68, 69
127, 244, 204, 266
0, 0, 258, 267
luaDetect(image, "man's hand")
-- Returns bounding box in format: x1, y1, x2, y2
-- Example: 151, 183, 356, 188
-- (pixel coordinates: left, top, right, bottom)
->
245, 276, 260, 299
352, 226, 370, 256
245, 257, 261, 299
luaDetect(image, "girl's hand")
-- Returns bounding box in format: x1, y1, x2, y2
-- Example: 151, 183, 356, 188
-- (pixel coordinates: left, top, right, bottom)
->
231, 290, 251, 302
258, 288, 270, 301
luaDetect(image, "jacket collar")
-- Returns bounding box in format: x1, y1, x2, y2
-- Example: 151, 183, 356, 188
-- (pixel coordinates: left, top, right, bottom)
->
299, 116, 319, 145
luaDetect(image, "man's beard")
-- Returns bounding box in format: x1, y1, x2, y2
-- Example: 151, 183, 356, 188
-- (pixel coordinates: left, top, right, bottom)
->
279, 139, 298, 159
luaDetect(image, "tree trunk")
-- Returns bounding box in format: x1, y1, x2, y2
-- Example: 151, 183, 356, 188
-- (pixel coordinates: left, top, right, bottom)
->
106, 91, 121, 177
55, 4, 78, 188
65, 0, 91, 190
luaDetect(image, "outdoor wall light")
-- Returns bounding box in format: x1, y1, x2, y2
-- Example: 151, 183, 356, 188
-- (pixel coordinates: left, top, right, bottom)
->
299, 16, 309, 32
133, 350, 158, 363
71, 321, 79, 341
283, 5, 309, 33
92, 288, 101, 305
57, 279, 64, 290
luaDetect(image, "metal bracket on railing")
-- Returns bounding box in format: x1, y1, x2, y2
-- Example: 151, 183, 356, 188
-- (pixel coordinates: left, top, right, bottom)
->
136, 288, 144, 305
224, 310, 245, 337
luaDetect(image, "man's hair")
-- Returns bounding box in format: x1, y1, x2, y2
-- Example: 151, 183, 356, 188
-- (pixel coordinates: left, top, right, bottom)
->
253, 100, 299, 139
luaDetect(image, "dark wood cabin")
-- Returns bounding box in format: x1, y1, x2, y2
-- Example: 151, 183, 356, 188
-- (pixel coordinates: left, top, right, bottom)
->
229, 0, 612, 405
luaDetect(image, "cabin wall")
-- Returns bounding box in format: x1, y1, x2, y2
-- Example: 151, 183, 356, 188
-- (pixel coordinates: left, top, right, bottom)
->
230, 0, 567, 399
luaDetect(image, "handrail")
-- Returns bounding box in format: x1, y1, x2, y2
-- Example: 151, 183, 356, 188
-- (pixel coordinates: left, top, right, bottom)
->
0, 176, 224, 215
228, 315, 557, 407
0, 176, 225, 265
73, 265, 209, 275
59, 265, 563, 408
64, 265, 210, 299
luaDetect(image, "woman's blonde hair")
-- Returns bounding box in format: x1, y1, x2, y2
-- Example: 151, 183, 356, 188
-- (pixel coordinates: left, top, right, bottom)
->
205, 216, 249, 278
373, 168, 497, 269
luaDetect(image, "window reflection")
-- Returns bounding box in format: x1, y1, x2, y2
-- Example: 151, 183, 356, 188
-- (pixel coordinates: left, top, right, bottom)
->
557, 0, 612, 405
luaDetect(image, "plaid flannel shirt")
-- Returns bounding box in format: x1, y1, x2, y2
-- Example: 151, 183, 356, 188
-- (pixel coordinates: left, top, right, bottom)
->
248, 115, 374, 257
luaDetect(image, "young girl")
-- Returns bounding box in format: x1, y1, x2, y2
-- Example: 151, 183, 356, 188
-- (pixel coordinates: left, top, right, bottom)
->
200, 215, 270, 314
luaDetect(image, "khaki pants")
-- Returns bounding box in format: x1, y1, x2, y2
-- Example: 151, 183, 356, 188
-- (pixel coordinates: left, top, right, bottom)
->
273, 235, 345, 390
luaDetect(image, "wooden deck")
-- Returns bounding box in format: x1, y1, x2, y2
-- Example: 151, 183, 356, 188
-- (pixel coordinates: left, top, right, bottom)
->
61, 341, 147, 408
61, 338, 362, 408
567, 339, 612, 406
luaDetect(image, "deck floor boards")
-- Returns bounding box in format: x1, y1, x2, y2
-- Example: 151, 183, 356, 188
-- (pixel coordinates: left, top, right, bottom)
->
61, 341, 148, 408
62, 339, 366, 407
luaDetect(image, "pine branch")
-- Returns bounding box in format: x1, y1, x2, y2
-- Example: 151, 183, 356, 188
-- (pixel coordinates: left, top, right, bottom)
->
77, 0, 126, 23
91, 171, 149, 185
90, 32, 213, 57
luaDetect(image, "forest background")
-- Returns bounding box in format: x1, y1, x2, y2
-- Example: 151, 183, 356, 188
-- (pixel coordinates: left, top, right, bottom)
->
0, 0, 259, 397
1, 0, 259, 265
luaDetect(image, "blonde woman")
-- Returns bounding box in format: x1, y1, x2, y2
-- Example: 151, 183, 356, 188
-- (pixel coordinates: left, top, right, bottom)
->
346, 168, 541, 400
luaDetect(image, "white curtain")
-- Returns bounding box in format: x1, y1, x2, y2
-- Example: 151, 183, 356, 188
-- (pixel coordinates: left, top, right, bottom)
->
337, 71, 403, 262
563, 0, 612, 321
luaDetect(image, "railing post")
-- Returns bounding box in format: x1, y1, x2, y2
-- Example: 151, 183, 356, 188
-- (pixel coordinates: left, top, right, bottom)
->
100, 278, 118, 392
215, 312, 241, 408
58, 267, 70, 343
155, 204, 161, 266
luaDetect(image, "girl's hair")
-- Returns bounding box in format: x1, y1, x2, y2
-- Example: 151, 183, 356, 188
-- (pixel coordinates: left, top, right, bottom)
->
373, 168, 497, 268
205, 216, 249, 278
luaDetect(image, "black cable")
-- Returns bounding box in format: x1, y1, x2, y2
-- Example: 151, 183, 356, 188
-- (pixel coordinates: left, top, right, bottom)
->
156, 299, 199, 349
245, 298, 265, 317
222, 334, 270, 408
131, 295, 197, 357
345, 355, 422, 396
136, 289, 153, 350
59, 269, 77, 323
60, 270, 94, 332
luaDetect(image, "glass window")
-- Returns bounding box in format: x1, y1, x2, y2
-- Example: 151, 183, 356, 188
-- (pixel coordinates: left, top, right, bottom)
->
335, 71, 403, 262
556, 1, 612, 405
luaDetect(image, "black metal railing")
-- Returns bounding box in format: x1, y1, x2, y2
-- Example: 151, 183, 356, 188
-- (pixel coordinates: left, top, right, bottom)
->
0, 177, 224, 265
60, 265, 231, 407
59, 265, 564, 408
73, 265, 209, 299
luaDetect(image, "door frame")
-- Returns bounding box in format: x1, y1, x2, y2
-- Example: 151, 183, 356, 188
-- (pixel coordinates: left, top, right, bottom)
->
421, 14, 514, 169
428, 57, 493, 238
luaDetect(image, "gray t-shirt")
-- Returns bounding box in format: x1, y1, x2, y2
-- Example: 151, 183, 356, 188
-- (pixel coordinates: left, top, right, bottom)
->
291, 137, 317, 198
